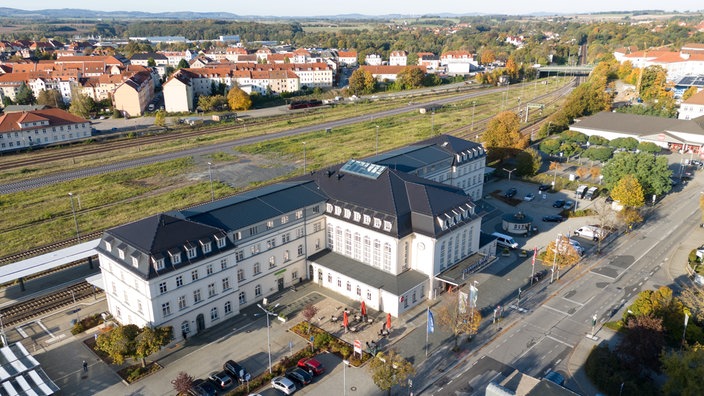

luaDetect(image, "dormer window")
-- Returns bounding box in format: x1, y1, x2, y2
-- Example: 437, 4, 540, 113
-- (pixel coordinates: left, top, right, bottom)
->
383, 221, 392, 232
326, 203, 334, 213
169, 249, 182, 265
353, 212, 361, 222
105, 240, 112, 251
200, 240, 212, 254
187, 247, 197, 259
343, 209, 352, 219
131, 257, 139, 268
152, 257, 165, 271
334, 206, 342, 216
363, 215, 371, 225
373, 218, 382, 228
215, 234, 226, 248
118, 249, 125, 260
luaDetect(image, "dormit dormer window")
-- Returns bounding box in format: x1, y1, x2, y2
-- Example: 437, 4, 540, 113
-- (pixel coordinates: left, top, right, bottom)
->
117, 243, 127, 260
169, 248, 182, 265
373, 218, 382, 229
130, 252, 141, 268
184, 242, 197, 259
104, 237, 113, 252
215, 233, 226, 248
152, 255, 165, 271
383, 220, 392, 232
200, 238, 212, 254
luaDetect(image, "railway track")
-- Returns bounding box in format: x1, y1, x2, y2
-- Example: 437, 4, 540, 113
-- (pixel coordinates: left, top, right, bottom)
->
0, 281, 103, 327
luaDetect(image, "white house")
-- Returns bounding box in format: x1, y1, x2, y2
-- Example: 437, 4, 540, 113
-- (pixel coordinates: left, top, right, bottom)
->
0, 108, 91, 152
365, 54, 383, 66
679, 89, 704, 120
389, 51, 408, 66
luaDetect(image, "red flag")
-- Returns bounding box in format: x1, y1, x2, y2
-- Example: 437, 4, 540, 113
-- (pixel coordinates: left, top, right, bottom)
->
361, 300, 367, 317
532, 247, 537, 267
343, 311, 349, 328
386, 313, 392, 330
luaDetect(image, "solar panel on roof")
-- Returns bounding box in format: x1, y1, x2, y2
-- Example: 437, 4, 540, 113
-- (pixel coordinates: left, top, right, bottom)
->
340, 159, 387, 179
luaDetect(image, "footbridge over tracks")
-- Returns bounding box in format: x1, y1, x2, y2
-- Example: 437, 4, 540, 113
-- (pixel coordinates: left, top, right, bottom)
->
537, 65, 594, 77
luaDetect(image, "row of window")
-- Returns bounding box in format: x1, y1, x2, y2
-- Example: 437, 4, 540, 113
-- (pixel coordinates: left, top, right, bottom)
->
156, 259, 228, 294
326, 204, 393, 232
327, 226, 394, 272
439, 227, 474, 269
242, 208, 319, 239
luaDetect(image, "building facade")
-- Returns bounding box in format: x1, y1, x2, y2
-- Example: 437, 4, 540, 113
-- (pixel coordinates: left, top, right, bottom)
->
0, 108, 91, 152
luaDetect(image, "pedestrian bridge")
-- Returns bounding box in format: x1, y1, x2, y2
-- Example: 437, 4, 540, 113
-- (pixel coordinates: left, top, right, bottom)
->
537, 65, 594, 76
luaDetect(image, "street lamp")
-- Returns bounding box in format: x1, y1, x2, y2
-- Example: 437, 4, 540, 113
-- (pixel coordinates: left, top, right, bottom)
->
550, 234, 562, 283
343, 359, 350, 396
471, 101, 476, 132
431, 111, 435, 136
70, 289, 79, 322
302, 142, 307, 174
375, 125, 379, 155
207, 162, 214, 202
503, 168, 516, 182
256, 303, 279, 374
591, 313, 598, 338
0, 313, 6, 347
68, 192, 80, 242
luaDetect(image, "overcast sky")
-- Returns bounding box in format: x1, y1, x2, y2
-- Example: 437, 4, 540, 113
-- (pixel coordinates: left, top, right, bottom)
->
18, 1, 704, 17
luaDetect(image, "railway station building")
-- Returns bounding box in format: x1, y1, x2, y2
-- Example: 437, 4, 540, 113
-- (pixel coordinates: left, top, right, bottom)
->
97, 135, 492, 340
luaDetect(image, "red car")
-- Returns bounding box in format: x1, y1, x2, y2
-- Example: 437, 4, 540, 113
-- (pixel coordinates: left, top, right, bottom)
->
297, 357, 324, 376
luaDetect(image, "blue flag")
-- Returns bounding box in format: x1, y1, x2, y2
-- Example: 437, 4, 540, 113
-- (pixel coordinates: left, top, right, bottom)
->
427, 309, 435, 334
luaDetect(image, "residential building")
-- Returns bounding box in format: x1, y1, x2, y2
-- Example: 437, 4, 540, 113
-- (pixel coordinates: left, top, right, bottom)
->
679, 89, 704, 120
113, 70, 155, 117
130, 52, 169, 68
360, 65, 427, 82
441, 51, 478, 74
338, 51, 358, 67
417, 52, 440, 72
163, 70, 194, 113
389, 51, 408, 66
365, 54, 383, 66
98, 134, 489, 339
0, 108, 91, 152
615, 46, 704, 81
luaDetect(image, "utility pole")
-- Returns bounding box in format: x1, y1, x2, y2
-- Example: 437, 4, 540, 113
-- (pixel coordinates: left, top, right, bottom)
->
207, 162, 214, 202
68, 192, 80, 242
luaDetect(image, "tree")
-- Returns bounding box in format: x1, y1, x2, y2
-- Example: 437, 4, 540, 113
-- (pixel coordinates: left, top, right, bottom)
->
96, 324, 140, 365
480, 49, 496, 65
637, 141, 661, 154
15, 83, 36, 105
348, 69, 376, 95
602, 152, 672, 197
69, 92, 96, 119
435, 291, 482, 348
542, 235, 582, 280
611, 174, 645, 208
135, 326, 172, 367
539, 139, 562, 156
37, 89, 64, 108
302, 304, 319, 323
154, 110, 166, 127
395, 67, 425, 90
227, 86, 252, 111
582, 147, 613, 162
172, 371, 195, 395
662, 345, 704, 396
680, 286, 704, 324
482, 111, 528, 161
515, 147, 542, 176
368, 350, 415, 396
198, 95, 228, 112
177, 59, 190, 69
682, 86, 698, 101
147, 57, 156, 67
588, 135, 610, 146
619, 207, 643, 231
617, 314, 665, 372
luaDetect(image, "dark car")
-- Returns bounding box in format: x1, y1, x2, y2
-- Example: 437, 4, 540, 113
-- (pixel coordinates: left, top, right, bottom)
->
223, 360, 251, 383
286, 367, 313, 387
190, 378, 218, 396
552, 200, 565, 208
297, 357, 324, 376
208, 371, 233, 390
563, 200, 575, 210
542, 215, 565, 222
538, 184, 552, 192
605, 195, 614, 204
504, 187, 517, 198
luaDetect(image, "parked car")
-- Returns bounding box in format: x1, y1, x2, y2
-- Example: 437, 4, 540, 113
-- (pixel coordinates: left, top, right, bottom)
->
286, 367, 312, 387
552, 200, 565, 208
567, 239, 585, 256
224, 360, 251, 383
542, 215, 564, 222
563, 200, 575, 210
208, 371, 233, 390
605, 196, 614, 204
573, 226, 607, 241
504, 187, 517, 198
271, 376, 297, 395
524, 193, 535, 201
538, 184, 552, 192
297, 357, 324, 376
190, 378, 218, 396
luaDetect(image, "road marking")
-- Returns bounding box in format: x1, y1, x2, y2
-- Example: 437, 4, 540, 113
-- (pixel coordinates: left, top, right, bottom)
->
561, 296, 585, 306
36, 320, 54, 338
638, 282, 643, 286
546, 335, 574, 348
16, 326, 28, 338
541, 304, 570, 316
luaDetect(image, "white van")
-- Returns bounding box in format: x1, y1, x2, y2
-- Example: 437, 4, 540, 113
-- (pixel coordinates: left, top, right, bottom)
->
492, 232, 519, 249
573, 226, 607, 241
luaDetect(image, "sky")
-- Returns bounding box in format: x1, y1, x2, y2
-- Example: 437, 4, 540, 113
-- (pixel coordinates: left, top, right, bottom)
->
16, 1, 704, 17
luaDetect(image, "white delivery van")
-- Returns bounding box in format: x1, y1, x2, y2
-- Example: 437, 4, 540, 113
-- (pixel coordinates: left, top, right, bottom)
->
492, 232, 519, 249
573, 226, 607, 241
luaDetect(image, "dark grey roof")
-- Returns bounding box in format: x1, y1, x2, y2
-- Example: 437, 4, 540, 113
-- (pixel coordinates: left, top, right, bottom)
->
99, 213, 229, 279
305, 161, 475, 237
368, 134, 485, 172
180, 181, 327, 232
130, 52, 168, 61
308, 249, 427, 295
573, 111, 704, 137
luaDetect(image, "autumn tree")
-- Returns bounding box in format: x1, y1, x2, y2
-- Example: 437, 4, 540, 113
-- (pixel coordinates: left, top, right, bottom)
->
589, 167, 601, 182
227, 86, 252, 111
198, 94, 228, 112
37, 89, 64, 108
482, 111, 528, 161
368, 350, 415, 396
69, 91, 96, 119
172, 371, 195, 395
617, 314, 665, 372
662, 345, 704, 396
395, 67, 425, 90
679, 286, 704, 324
480, 49, 496, 65
515, 147, 542, 176
682, 86, 698, 101
302, 304, 319, 323
154, 110, 166, 127
542, 234, 582, 281
348, 68, 376, 95
96, 324, 140, 365
575, 167, 588, 180
436, 291, 482, 348
135, 326, 173, 367
611, 174, 645, 208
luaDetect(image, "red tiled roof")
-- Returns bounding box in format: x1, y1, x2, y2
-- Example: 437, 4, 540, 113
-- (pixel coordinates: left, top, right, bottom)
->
684, 89, 704, 105
0, 108, 88, 134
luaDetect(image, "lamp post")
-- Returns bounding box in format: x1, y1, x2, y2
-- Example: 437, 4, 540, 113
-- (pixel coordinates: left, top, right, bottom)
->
591, 313, 598, 338
68, 192, 80, 242
375, 125, 379, 155
550, 234, 561, 283
70, 289, 79, 322
431, 111, 435, 136
503, 168, 516, 182
471, 101, 476, 132
207, 162, 214, 202
343, 359, 350, 396
256, 303, 279, 374
0, 313, 6, 347
302, 142, 307, 174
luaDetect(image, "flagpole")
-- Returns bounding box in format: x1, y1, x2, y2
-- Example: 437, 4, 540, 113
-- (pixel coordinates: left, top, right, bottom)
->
425, 307, 430, 357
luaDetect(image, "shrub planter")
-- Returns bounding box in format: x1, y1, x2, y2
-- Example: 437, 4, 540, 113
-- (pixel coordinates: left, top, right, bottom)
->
501, 248, 511, 257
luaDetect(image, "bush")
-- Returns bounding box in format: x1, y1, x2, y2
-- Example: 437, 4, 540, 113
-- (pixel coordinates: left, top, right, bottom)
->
688, 249, 699, 264
313, 332, 333, 350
